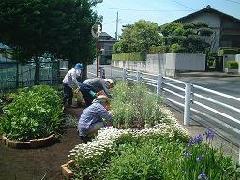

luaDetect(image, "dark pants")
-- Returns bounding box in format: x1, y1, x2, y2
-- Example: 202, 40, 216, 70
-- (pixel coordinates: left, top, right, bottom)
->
63, 83, 73, 105
79, 83, 97, 107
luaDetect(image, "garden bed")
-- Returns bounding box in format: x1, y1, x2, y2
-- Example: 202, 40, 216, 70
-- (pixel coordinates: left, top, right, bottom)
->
62, 82, 240, 179
1, 134, 56, 149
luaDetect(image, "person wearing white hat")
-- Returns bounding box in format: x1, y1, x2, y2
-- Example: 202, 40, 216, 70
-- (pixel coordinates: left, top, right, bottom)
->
83, 78, 114, 98
63, 63, 83, 107
77, 95, 112, 143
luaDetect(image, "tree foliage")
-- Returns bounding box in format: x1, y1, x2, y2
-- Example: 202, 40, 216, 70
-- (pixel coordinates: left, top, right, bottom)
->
113, 20, 162, 53
0, 0, 100, 64
114, 21, 213, 54
160, 22, 213, 53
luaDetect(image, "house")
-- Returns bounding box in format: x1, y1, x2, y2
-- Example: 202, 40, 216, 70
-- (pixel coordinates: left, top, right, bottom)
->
98, 32, 117, 64
174, 5, 240, 52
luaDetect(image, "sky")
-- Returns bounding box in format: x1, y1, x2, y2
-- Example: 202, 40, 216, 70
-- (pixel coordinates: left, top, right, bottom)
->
93, 0, 240, 38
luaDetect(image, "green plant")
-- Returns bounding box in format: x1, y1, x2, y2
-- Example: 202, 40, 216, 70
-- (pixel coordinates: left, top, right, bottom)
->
0, 85, 63, 141
111, 82, 167, 128
225, 61, 239, 69
218, 48, 240, 56
112, 52, 146, 61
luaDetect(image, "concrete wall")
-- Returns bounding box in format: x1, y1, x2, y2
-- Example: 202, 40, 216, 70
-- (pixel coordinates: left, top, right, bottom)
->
112, 53, 206, 77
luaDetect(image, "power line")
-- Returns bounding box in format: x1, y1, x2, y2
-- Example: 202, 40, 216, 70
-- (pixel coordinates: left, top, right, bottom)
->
108, 7, 195, 12
171, 0, 195, 11
223, 0, 240, 5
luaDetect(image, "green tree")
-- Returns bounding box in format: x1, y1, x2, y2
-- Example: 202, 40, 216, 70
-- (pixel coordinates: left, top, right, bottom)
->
159, 22, 213, 53
113, 20, 162, 53
0, 0, 101, 84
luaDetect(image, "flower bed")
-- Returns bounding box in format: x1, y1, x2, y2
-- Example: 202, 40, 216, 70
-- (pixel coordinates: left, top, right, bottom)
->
0, 85, 63, 145
63, 82, 239, 179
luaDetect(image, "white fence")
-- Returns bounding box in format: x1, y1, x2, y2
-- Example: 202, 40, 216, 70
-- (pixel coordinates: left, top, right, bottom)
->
122, 68, 240, 163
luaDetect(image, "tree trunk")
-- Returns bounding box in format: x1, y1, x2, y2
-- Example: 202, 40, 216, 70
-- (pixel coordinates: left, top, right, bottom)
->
34, 57, 40, 85
82, 63, 87, 81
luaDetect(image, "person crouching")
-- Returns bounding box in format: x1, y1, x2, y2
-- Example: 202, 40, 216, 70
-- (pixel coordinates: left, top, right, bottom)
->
77, 95, 112, 143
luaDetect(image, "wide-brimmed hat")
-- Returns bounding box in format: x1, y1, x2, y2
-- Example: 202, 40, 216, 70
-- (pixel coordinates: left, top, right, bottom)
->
104, 79, 114, 84
93, 95, 110, 104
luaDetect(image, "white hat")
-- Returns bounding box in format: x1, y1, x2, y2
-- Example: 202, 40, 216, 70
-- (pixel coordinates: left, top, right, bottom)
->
104, 79, 114, 84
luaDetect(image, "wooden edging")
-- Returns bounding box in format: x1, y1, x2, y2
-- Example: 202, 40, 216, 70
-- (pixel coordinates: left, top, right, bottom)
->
1, 134, 56, 149
61, 160, 74, 180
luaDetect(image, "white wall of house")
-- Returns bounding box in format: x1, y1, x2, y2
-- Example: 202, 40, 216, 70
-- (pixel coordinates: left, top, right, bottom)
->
112, 53, 206, 77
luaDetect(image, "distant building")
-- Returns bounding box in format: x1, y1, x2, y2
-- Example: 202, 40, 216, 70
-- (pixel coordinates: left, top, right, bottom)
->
98, 32, 117, 64
0, 43, 12, 62
174, 5, 240, 52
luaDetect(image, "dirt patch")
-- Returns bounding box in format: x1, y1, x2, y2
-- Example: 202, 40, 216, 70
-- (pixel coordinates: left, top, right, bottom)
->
0, 108, 83, 180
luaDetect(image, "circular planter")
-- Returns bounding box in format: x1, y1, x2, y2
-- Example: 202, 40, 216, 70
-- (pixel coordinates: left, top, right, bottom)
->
61, 160, 74, 180
1, 134, 56, 149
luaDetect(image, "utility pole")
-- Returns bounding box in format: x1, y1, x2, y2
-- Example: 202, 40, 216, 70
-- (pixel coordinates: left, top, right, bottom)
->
115, 11, 119, 40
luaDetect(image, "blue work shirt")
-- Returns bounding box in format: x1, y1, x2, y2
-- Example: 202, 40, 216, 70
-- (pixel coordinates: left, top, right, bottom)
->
78, 102, 112, 131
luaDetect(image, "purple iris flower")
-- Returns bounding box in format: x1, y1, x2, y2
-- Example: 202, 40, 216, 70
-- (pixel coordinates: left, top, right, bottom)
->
205, 128, 215, 140
188, 134, 203, 146
198, 172, 208, 180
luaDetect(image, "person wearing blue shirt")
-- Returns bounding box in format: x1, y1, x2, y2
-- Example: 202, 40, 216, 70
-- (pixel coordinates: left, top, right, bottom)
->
78, 95, 112, 143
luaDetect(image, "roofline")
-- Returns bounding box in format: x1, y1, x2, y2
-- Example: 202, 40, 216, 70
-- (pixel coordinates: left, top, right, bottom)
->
174, 6, 240, 24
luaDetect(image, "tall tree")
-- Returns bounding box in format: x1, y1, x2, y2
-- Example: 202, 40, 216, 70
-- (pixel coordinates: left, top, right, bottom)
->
113, 20, 162, 53
159, 22, 213, 53
0, 0, 101, 84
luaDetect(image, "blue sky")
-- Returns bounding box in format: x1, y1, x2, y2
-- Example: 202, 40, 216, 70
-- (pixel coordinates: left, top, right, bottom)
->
94, 0, 240, 37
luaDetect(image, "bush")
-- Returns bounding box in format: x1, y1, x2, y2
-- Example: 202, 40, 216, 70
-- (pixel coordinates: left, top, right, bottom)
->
225, 61, 239, 69
0, 85, 63, 141
170, 43, 186, 53
112, 52, 146, 61
149, 45, 169, 54
111, 82, 167, 128
218, 48, 240, 56
105, 131, 239, 180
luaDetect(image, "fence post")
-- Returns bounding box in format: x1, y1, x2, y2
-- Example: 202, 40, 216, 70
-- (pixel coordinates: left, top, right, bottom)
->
239, 147, 240, 165
16, 62, 19, 88
122, 68, 127, 81
157, 74, 162, 95
184, 83, 192, 126
137, 71, 141, 82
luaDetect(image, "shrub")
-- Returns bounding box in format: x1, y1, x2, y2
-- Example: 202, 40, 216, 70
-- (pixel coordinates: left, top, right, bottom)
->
149, 45, 169, 54
112, 52, 146, 61
218, 48, 240, 56
225, 61, 239, 69
170, 43, 186, 53
0, 85, 63, 141
111, 82, 167, 128
105, 130, 239, 180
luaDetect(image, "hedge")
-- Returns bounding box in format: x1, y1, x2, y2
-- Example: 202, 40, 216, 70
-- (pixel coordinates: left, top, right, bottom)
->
112, 52, 146, 61
218, 48, 240, 56
225, 61, 239, 69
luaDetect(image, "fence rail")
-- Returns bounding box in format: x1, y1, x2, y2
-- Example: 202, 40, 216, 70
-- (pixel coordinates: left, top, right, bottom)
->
118, 68, 240, 163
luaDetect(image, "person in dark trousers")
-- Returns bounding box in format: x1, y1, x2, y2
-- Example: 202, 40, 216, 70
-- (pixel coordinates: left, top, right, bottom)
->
77, 95, 112, 143
63, 63, 83, 107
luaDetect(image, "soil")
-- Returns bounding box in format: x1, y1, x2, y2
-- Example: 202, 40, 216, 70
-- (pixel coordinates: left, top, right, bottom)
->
0, 107, 83, 180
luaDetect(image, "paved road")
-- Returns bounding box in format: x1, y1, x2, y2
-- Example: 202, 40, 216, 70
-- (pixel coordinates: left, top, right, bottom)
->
87, 65, 240, 145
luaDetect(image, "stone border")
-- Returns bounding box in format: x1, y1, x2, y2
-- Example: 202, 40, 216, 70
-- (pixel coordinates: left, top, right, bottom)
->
1, 134, 56, 149
61, 160, 74, 180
